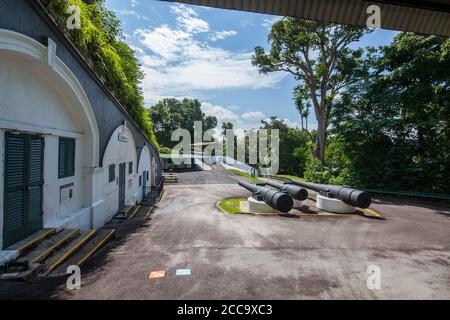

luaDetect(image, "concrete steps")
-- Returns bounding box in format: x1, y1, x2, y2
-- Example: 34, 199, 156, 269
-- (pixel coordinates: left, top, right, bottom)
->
55, 229, 116, 274
133, 206, 154, 220
6, 228, 56, 255
114, 205, 135, 219
0, 201, 153, 281
113, 204, 153, 220
0, 227, 115, 280
21, 228, 80, 264
39, 230, 97, 275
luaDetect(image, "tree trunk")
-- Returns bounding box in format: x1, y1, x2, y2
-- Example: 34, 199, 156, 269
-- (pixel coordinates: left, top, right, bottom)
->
305, 115, 308, 131
300, 116, 304, 130
314, 112, 327, 161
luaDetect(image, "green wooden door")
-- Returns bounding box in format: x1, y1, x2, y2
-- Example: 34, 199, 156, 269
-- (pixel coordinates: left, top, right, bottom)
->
3, 132, 44, 248
118, 163, 126, 209
142, 170, 147, 199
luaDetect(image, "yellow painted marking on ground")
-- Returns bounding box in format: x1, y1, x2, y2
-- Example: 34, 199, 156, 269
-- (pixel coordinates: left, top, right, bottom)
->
144, 207, 154, 219
149, 271, 166, 279
46, 230, 97, 273
31, 229, 79, 264
15, 228, 56, 253
362, 208, 382, 218
76, 229, 116, 266
128, 205, 141, 220
294, 213, 354, 217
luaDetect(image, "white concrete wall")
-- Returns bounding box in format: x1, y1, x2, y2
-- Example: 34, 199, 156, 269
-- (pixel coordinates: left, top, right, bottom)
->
42, 135, 91, 231
101, 125, 138, 225
0, 30, 158, 248
0, 28, 104, 248
0, 54, 92, 243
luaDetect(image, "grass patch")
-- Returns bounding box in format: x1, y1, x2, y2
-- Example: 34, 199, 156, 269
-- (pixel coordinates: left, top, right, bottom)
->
227, 168, 264, 184
219, 198, 247, 214
274, 174, 305, 181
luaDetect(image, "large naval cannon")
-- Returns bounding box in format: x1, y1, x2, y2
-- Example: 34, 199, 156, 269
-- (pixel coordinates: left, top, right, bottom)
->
265, 181, 308, 201
289, 180, 371, 209
238, 180, 293, 213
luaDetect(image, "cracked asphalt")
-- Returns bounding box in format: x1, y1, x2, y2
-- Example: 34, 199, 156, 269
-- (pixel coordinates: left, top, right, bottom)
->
2, 165, 450, 299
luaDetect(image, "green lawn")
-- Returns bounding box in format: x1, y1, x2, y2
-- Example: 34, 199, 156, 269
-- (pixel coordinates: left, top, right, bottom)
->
274, 174, 305, 181
219, 198, 247, 214
227, 168, 264, 184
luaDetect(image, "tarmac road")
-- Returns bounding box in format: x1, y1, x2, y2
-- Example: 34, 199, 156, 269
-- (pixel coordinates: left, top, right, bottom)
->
3, 166, 450, 299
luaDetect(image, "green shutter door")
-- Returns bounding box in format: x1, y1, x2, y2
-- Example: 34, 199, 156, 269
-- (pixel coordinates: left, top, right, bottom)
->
3, 132, 44, 248
27, 136, 44, 232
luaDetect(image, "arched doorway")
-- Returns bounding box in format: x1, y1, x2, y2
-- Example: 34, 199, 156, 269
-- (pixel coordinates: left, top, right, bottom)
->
137, 144, 151, 203
102, 124, 138, 223
0, 29, 99, 248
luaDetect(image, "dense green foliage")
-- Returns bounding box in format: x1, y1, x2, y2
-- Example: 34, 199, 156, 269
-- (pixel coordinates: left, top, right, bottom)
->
149, 98, 218, 148
253, 18, 370, 161
44, 0, 158, 145
259, 118, 311, 177
254, 18, 449, 193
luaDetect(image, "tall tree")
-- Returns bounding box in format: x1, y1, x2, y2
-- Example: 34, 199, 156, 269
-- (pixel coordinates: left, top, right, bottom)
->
260, 118, 310, 176
253, 18, 370, 161
332, 33, 450, 193
293, 93, 305, 130
149, 98, 218, 148
293, 89, 312, 131
302, 101, 311, 131
221, 122, 234, 138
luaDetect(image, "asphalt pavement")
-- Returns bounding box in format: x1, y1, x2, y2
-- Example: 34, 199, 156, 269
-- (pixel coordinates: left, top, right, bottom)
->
2, 166, 450, 299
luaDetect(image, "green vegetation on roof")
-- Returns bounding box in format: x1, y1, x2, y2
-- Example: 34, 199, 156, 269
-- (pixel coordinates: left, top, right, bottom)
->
43, 0, 158, 146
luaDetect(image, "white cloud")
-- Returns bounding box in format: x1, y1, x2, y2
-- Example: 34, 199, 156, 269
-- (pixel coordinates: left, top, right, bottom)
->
170, 3, 209, 33
201, 102, 240, 124
132, 4, 287, 105
129, 45, 144, 55
136, 24, 285, 104
177, 15, 210, 33
169, 3, 197, 17
117, 9, 150, 21
241, 111, 266, 121
140, 55, 167, 67
240, 19, 255, 28
131, 0, 140, 8
261, 16, 282, 31
200, 103, 313, 138
209, 30, 237, 41
135, 26, 191, 60
282, 118, 300, 128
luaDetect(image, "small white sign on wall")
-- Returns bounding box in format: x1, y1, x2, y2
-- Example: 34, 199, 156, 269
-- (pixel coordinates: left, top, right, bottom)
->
118, 133, 129, 143
60, 183, 74, 204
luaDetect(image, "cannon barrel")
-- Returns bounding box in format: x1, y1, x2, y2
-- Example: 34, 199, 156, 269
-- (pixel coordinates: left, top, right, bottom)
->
289, 180, 372, 209
239, 180, 293, 213
266, 181, 308, 201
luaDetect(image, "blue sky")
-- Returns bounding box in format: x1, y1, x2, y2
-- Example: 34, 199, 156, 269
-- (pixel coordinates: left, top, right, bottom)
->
105, 0, 398, 134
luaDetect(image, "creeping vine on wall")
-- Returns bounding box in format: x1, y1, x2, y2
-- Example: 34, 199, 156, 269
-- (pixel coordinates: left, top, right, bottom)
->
42, 0, 159, 147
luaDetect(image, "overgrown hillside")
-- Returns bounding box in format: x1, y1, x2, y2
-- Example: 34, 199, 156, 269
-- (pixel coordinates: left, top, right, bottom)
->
42, 0, 158, 146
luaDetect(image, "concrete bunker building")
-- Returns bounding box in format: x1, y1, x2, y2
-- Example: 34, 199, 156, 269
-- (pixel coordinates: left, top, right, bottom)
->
0, 0, 163, 249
